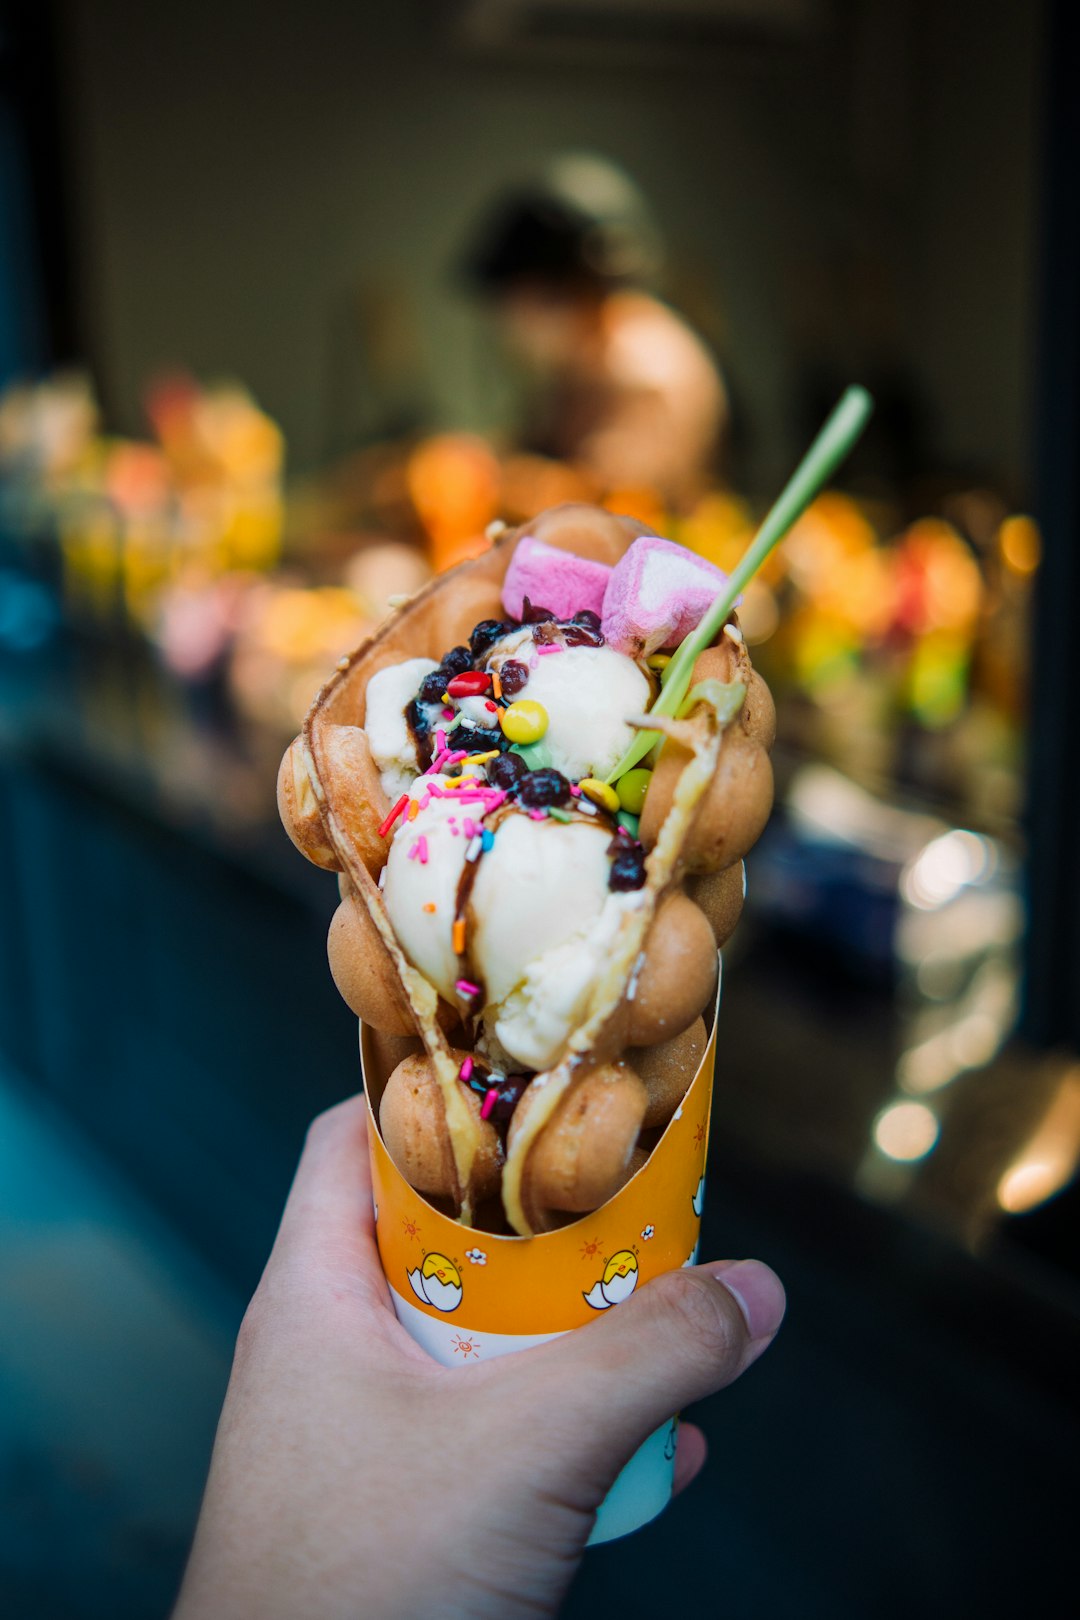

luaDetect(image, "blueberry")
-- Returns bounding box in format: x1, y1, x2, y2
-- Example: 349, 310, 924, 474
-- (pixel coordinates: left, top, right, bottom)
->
470, 618, 516, 657
455, 725, 506, 756
518, 768, 571, 809
441, 645, 473, 677
486, 752, 527, 792
609, 844, 647, 891
418, 669, 450, 704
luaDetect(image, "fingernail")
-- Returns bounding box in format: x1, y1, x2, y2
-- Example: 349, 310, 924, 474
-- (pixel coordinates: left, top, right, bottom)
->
712, 1260, 786, 1341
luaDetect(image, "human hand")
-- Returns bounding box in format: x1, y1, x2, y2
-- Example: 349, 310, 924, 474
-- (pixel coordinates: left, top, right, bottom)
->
174, 1097, 785, 1620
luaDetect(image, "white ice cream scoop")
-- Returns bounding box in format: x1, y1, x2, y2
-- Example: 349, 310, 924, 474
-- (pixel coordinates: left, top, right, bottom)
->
486, 629, 651, 781
381, 777, 632, 1070
364, 656, 438, 798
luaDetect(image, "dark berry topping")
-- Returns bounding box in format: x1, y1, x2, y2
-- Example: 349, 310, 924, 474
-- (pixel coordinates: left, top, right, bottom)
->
486, 752, 528, 792
441, 645, 473, 678
609, 843, 647, 891
521, 596, 556, 624
455, 724, 507, 756
470, 618, 517, 657
418, 669, 450, 704
571, 609, 602, 630
498, 659, 529, 696
562, 621, 604, 648
491, 1074, 529, 1125
518, 768, 572, 809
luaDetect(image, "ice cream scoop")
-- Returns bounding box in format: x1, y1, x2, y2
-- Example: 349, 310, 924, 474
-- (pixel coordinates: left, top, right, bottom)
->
484, 627, 652, 782
364, 656, 439, 798
380, 779, 644, 1072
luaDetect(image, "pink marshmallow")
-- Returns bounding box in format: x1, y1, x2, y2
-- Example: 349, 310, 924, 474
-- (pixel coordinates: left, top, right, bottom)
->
501, 536, 612, 622
601, 535, 728, 657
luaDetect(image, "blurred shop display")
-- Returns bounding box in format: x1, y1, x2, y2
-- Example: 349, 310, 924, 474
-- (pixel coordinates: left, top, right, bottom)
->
1, 369, 1038, 806
0, 370, 285, 658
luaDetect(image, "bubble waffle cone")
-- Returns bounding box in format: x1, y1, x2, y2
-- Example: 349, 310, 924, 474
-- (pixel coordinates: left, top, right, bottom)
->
278, 504, 774, 1234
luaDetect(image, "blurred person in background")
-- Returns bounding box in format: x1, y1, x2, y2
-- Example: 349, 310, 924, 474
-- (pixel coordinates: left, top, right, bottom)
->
465, 155, 727, 511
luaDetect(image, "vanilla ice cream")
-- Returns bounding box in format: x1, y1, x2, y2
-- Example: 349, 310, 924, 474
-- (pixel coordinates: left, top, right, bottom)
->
364, 657, 437, 798
381, 778, 632, 1070
485, 630, 651, 781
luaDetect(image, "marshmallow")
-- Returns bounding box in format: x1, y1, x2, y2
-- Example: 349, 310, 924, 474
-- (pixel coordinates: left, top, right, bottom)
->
601, 535, 727, 657
502, 535, 612, 622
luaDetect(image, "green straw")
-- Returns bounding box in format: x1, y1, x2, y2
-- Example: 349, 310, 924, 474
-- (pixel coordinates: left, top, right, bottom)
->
605, 384, 874, 783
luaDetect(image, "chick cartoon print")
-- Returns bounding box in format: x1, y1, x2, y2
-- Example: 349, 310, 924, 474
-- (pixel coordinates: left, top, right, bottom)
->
407, 1251, 463, 1313
584, 1247, 640, 1310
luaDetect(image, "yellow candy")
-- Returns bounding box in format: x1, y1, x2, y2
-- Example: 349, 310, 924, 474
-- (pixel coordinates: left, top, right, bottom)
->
616, 768, 653, 816
579, 777, 620, 813
500, 700, 548, 744
646, 653, 672, 671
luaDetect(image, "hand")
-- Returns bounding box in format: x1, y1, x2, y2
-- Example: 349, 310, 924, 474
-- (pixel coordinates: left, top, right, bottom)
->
174, 1098, 785, 1620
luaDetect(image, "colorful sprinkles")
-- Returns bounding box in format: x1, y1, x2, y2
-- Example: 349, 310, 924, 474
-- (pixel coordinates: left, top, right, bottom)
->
377, 794, 409, 838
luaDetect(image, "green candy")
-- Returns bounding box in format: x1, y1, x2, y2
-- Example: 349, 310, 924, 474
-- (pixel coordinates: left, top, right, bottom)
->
616, 768, 653, 816
510, 739, 552, 770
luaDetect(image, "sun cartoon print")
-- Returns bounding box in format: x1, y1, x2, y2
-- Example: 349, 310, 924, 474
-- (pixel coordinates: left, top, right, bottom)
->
451, 1332, 481, 1360
583, 1248, 639, 1310
407, 1252, 463, 1313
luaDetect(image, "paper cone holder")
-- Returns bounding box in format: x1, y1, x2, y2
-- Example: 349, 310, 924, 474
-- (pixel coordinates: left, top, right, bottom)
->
360, 970, 720, 1542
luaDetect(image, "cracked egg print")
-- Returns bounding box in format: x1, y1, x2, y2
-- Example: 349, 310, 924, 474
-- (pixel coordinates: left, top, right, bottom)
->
583, 1248, 639, 1311
407, 1252, 463, 1312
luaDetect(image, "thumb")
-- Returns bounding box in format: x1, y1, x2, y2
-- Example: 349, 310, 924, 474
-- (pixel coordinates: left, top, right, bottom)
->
504, 1259, 785, 1497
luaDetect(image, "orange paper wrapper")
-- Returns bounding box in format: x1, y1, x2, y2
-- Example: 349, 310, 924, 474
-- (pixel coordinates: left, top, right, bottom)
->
360, 973, 719, 1543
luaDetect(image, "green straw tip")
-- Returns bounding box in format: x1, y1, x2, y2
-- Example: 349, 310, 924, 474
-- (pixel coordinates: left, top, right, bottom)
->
843, 384, 874, 421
